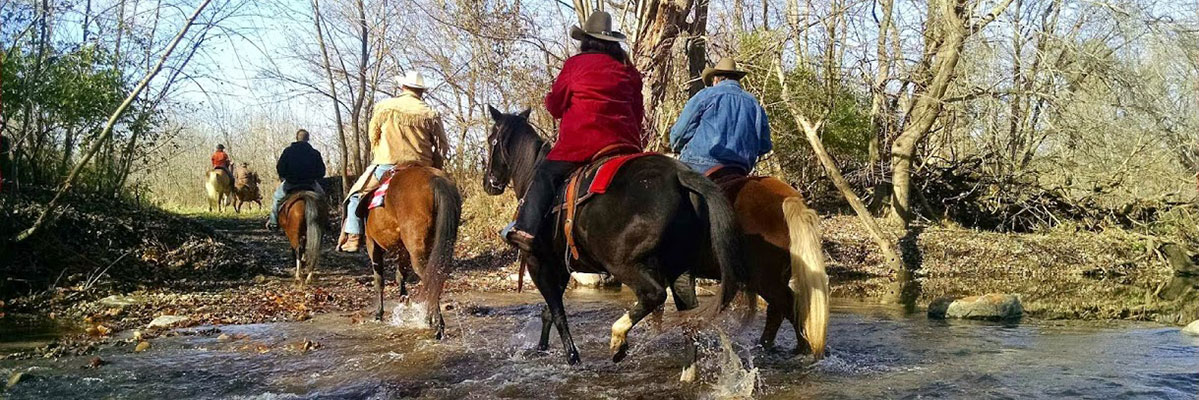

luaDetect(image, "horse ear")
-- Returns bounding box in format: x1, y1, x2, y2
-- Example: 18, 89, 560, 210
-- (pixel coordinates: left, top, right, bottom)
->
488, 105, 503, 121
518, 108, 531, 120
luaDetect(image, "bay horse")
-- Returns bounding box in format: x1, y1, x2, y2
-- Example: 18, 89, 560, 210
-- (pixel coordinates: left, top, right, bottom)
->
484, 107, 747, 380
233, 164, 263, 213
205, 169, 233, 212
363, 166, 461, 340
716, 172, 829, 358
278, 190, 327, 286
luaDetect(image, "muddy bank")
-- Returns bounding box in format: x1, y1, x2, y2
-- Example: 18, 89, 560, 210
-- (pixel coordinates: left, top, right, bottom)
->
820, 216, 1197, 325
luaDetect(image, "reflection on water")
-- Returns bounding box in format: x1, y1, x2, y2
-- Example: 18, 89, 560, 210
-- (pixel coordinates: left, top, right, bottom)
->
1, 291, 1197, 399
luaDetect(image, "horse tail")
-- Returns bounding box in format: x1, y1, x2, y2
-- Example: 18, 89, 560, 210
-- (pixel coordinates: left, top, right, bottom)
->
424, 174, 461, 316
676, 170, 746, 312
204, 171, 219, 210
302, 191, 325, 280
783, 197, 828, 359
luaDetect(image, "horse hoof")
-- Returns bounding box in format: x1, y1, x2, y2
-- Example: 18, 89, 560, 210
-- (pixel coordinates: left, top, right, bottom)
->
611, 342, 628, 363
567, 351, 580, 365
537, 343, 549, 352
679, 365, 698, 383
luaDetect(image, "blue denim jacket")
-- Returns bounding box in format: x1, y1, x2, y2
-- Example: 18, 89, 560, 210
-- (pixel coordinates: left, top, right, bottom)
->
668, 80, 771, 172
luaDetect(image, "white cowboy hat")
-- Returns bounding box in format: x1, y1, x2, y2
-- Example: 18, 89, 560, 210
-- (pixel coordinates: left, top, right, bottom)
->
395, 71, 427, 90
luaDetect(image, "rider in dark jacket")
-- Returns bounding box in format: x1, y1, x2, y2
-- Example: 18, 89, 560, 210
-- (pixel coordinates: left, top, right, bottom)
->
267, 129, 326, 229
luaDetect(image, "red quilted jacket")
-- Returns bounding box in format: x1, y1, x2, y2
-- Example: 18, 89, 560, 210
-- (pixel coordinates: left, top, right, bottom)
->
544, 53, 645, 162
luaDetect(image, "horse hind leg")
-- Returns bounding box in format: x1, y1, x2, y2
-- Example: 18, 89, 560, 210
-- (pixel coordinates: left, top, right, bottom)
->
367, 239, 386, 321
670, 272, 701, 382
608, 265, 668, 363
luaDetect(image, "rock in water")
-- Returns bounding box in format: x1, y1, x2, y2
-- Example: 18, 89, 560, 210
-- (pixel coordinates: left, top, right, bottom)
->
147, 315, 190, 330
1182, 320, 1199, 337
928, 294, 1023, 321
134, 341, 151, 352
7, 372, 23, 389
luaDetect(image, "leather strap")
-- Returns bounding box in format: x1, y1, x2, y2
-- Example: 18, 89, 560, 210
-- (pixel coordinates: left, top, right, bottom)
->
564, 171, 583, 260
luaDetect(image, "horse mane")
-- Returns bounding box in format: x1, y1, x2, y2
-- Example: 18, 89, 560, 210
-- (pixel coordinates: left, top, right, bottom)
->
501, 114, 548, 196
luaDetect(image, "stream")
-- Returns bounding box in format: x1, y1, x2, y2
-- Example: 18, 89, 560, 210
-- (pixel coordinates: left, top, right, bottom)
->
2, 289, 1197, 399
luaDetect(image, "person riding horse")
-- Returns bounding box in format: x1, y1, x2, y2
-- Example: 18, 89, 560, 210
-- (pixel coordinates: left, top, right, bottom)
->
502, 10, 644, 252
267, 129, 326, 230
211, 144, 235, 186
338, 71, 451, 252
669, 57, 771, 176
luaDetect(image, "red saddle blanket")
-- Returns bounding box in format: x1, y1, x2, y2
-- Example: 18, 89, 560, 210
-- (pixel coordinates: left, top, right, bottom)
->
368, 174, 392, 210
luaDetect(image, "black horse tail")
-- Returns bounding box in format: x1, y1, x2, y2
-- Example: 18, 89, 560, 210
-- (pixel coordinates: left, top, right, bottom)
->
301, 191, 325, 283
423, 175, 462, 325
676, 170, 746, 312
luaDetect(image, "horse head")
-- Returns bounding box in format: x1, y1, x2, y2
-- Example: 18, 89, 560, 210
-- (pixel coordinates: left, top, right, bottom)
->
484, 105, 534, 196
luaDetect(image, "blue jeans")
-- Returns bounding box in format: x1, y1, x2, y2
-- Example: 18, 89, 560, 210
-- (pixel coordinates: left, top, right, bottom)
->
682, 159, 721, 174
343, 164, 395, 235
269, 181, 326, 225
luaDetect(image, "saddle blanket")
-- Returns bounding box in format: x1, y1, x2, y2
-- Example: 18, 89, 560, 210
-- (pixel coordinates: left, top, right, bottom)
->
368, 174, 392, 209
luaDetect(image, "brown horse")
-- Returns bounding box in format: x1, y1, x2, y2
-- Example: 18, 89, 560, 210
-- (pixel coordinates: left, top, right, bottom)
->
279, 190, 327, 286
726, 175, 828, 358
233, 164, 263, 213
205, 169, 233, 212
363, 166, 461, 339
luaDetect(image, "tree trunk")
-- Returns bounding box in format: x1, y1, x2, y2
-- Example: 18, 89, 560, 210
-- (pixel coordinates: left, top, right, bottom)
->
685, 0, 708, 97
867, 0, 894, 167
888, 0, 1013, 229
631, 0, 695, 148
349, 0, 369, 173
312, 0, 350, 195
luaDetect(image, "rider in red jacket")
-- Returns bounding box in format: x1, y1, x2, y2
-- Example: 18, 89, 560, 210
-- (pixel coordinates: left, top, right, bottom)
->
504, 11, 644, 251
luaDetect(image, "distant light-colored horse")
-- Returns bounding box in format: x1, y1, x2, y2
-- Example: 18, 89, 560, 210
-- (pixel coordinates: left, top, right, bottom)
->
205, 169, 233, 212
233, 164, 263, 213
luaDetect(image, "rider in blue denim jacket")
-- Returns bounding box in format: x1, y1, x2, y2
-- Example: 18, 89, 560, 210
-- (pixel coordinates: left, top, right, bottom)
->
669, 57, 771, 174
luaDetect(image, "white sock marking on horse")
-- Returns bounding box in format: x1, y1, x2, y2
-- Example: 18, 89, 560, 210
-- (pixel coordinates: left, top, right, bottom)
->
610, 312, 632, 353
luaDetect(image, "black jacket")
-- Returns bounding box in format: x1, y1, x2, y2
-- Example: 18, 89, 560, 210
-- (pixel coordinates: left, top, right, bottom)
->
277, 141, 326, 185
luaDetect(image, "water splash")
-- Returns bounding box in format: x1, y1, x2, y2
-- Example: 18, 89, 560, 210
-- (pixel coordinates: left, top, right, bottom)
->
709, 330, 759, 399
388, 301, 430, 329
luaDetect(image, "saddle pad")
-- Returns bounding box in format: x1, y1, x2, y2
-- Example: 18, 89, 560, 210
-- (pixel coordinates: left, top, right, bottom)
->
368, 174, 393, 209
587, 152, 656, 194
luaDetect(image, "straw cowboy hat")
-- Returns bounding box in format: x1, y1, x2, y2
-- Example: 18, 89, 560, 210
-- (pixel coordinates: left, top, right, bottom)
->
395, 71, 427, 90
702, 57, 749, 86
570, 11, 626, 43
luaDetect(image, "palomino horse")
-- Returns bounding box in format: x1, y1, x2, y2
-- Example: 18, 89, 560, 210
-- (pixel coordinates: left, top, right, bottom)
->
205, 169, 233, 212
279, 190, 327, 286
484, 108, 747, 380
363, 166, 461, 340
712, 171, 829, 358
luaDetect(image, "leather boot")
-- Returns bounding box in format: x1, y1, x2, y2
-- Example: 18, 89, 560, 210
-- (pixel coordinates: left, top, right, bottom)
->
339, 234, 363, 252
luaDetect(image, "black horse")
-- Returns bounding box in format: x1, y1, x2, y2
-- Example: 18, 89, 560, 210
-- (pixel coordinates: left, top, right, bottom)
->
484, 107, 748, 381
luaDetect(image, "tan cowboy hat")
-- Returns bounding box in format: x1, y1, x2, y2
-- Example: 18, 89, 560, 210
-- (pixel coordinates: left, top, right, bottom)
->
395, 71, 427, 90
701, 57, 748, 86
570, 11, 626, 43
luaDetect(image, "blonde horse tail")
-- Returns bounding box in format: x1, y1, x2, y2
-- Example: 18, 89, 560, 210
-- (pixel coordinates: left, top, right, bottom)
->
205, 171, 219, 211
783, 197, 828, 359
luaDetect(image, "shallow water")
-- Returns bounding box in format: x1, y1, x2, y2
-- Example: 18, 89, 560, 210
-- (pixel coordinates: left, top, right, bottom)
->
2, 289, 1197, 399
